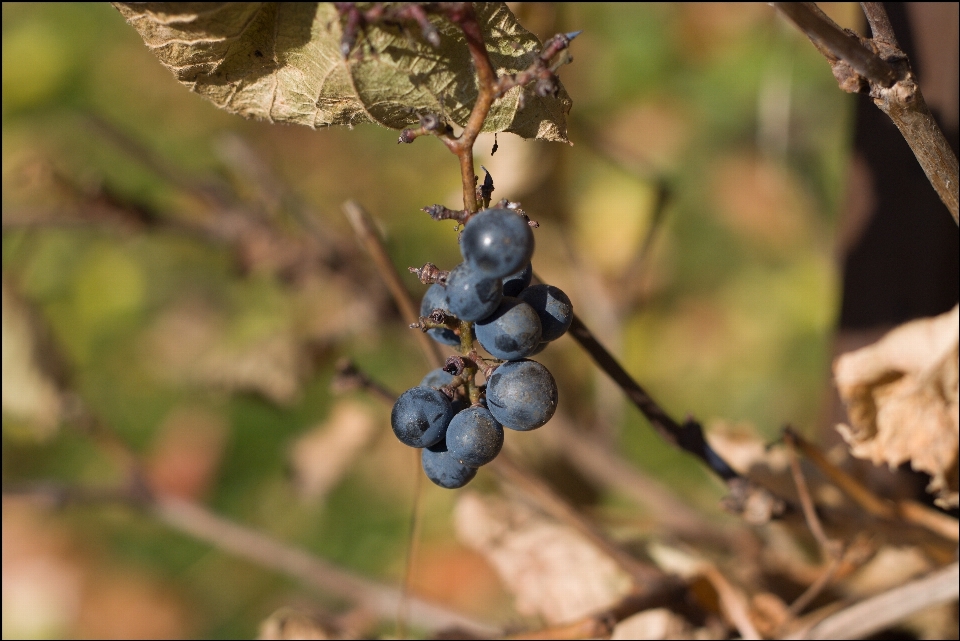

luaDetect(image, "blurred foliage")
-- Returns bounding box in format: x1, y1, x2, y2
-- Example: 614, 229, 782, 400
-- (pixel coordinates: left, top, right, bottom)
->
3, 3, 857, 638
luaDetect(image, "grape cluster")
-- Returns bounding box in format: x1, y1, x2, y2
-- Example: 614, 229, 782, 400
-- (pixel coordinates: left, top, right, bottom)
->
391, 208, 573, 488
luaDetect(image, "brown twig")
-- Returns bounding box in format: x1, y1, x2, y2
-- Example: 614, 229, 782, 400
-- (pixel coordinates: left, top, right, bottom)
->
3, 482, 497, 636
332, 358, 397, 404
783, 430, 835, 554
787, 428, 959, 542
773, 2, 959, 223
781, 430, 848, 624
700, 564, 762, 640
152, 493, 498, 637
566, 312, 787, 522
342, 200, 445, 369
548, 415, 725, 539
785, 555, 843, 621
773, 3, 897, 86
859, 2, 898, 49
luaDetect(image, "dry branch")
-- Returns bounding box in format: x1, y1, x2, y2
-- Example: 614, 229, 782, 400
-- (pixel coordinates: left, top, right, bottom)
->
774, 2, 959, 223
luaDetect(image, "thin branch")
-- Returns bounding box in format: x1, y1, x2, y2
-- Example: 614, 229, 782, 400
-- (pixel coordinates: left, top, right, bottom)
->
774, 2, 959, 223
4, 483, 497, 636
783, 430, 834, 554
331, 358, 398, 404
548, 415, 733, 541
773, 3, 897, 86
700, 564, 762, 640
342, 200, 445, 369
790, 561, 960, 640
566, 312, 787, 521
784, 555, 842, 621
787, 429, 959, 542
859, 2, 898, 49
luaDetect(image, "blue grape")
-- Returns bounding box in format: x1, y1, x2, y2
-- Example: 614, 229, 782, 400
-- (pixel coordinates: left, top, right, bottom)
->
446, 406, 504, 467
502, 262, 532, 297
445, 262, 503, 322
518, 284, 573, 342
485, 360, 558, 431
420, 284, 459, 347
421, 368, 468, 413
460, 208, 534, 279
391, 386, 453, 448
420, 367, 455, 389
422, 439, 477, 488
474, 297, 542, 361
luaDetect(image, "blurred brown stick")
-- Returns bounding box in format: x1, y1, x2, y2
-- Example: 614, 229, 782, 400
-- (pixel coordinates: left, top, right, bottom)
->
787, 428, 959, 542
342, 200, 444, 369
788, 561, 960, 640
3, 483, 498, 637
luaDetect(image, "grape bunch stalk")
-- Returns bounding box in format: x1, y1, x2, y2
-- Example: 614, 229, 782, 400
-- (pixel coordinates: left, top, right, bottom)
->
391, 207, 574, 488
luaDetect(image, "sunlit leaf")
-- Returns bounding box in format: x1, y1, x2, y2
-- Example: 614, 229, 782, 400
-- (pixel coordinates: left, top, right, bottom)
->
113, 2, 571, 142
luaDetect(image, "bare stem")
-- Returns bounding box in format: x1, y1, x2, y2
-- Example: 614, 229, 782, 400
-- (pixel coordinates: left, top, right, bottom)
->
774, 2, 959, 223
565, 312, 787, 521
773, 3, 897, 86
787, 428, 959, 542
796, 562, 959, 640
860, 2, 899, 49
343, 200, 444, 368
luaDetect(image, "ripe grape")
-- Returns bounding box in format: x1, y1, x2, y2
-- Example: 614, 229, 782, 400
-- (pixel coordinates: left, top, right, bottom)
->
420, 284, 459, 346
460, 208, 534, 279
485, 360, 558, 430
474, 297, 542, 361
420, 367, 455, 389
422, 439, 477, 488
391, 386, 453, 448
518, 284, 573, 342
502, 262, 533, 297
446, 406, 504, 467
445, 262, 503, 322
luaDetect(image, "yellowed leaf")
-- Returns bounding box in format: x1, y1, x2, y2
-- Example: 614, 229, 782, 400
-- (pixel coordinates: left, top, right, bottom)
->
834, 304, 959, 507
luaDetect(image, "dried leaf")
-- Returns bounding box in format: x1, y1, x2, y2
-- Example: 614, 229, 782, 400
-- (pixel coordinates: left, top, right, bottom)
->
113, 2, 571, 142
454, 492, 631, 625
834, 304, 959, 507
289, 401, 376, 501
